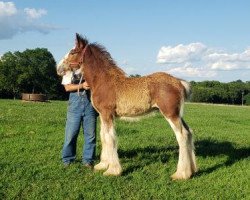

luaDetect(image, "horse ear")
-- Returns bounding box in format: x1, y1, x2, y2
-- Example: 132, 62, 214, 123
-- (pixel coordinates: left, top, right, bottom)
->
75, 33, 80, 47
75, 33, 84, 48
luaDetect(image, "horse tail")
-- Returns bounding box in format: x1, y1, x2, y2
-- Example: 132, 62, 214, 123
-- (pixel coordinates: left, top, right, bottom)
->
180, 80, 192, 100
179, 80, 191, 117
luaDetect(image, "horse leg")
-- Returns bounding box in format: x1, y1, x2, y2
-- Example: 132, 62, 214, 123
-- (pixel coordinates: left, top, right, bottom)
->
94, 117, 109, 171
166, 116, 197, 180
94, 114, 122, 176
181, 118, 197, 175
103, 120, 122, 176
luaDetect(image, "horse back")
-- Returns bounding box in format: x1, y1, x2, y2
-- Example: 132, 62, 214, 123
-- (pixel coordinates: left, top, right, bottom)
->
115, 72, 183, 117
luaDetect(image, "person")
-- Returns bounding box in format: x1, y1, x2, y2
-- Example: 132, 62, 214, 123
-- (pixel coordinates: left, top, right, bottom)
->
61, 68, 97, 169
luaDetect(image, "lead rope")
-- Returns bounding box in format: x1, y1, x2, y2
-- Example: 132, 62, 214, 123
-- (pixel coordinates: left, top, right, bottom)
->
77, 45, 89, 96
77, 74, 84, 96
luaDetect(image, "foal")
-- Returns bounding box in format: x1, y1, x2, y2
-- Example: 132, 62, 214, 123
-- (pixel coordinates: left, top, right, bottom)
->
57, 34, 197, 180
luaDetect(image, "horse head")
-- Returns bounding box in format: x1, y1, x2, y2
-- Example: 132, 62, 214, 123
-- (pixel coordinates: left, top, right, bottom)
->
57, 33, 89, 76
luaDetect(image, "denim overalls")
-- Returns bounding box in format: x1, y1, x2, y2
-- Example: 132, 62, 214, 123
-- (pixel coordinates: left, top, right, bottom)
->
62, 71, 97, 165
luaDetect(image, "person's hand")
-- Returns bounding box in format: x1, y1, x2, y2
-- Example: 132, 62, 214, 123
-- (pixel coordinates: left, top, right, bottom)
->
82, 81, 90, 90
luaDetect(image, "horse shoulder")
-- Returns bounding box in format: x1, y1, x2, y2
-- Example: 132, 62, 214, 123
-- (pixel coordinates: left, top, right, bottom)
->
91, 81, 116, 113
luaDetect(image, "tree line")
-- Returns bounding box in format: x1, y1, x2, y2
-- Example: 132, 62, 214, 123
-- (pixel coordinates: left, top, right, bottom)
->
190, 80, 250, 105
0, 49, 249, 105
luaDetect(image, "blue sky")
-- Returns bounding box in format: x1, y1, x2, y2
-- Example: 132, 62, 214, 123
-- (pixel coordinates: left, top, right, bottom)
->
0, 0, 250, 82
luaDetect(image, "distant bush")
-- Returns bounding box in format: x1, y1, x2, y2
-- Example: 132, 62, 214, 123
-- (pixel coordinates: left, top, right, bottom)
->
190, 80, 250, 105
244, 93, 250, 105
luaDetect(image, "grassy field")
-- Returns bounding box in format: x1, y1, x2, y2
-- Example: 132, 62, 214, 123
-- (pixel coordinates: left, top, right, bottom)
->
0, 99, 249, 199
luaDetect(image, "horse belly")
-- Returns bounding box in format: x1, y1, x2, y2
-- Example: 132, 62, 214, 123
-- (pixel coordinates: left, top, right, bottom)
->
116, 90, 152, 117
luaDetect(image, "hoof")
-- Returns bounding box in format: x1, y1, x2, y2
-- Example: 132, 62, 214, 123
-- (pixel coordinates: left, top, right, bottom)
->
103, 166, 122, 176
94, 162, 108, 171
171, 171, 192, 180
193, 165, 198, 173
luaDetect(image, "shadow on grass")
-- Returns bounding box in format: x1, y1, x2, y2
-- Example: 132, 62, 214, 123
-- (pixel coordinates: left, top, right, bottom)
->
116, 139, 249, 176
195, 139, 250, 177
118, 146, 177, 175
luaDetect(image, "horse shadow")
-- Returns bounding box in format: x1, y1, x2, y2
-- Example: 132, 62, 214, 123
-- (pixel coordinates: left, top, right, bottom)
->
118, 139, 250, 176
194, 139, 250, 177
118, 145, 177, 175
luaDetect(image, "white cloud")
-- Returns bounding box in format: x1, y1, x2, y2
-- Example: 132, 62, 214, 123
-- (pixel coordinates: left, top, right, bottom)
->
121, 60, 129, 66
167, 63, 217, 78
157, 42, 207, 64
205, 50, 250, 70
240, 48, 250, 61
24, 8, 47, 19
0, 1, 17, 17
157, 43, 250, 78
124, 66, 137, 75
0, 1, 58, 40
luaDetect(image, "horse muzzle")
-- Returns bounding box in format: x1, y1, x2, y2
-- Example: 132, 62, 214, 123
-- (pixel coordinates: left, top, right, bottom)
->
57, 63, 69, 76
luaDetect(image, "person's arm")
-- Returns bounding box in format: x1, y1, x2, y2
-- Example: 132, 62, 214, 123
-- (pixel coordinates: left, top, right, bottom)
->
64, 81, 90, 92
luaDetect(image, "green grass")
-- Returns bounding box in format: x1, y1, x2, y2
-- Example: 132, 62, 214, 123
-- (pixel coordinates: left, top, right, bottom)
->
0, 100, 249, 199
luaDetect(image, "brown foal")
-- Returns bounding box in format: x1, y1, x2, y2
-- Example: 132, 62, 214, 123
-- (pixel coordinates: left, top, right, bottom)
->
57, 34, 197, 180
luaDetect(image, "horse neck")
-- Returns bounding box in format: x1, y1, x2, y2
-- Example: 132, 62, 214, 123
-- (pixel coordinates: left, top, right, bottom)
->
82, 62, 125, 89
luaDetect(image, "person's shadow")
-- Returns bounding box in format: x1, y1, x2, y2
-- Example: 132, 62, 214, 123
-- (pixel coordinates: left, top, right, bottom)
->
118, 138, 250, 176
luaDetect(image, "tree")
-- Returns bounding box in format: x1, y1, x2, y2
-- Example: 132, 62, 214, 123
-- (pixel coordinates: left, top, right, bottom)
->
0, 48, 66, 100
0, 52, 22, 99
244, 93, 250, 105
129, 74, 141, 78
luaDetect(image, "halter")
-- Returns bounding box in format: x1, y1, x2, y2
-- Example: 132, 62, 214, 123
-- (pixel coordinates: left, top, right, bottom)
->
64, 44, 89, 95
68, 44, 89, 69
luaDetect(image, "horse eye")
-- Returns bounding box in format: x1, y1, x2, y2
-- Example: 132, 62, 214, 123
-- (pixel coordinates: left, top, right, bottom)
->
70, 49, 79, 54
